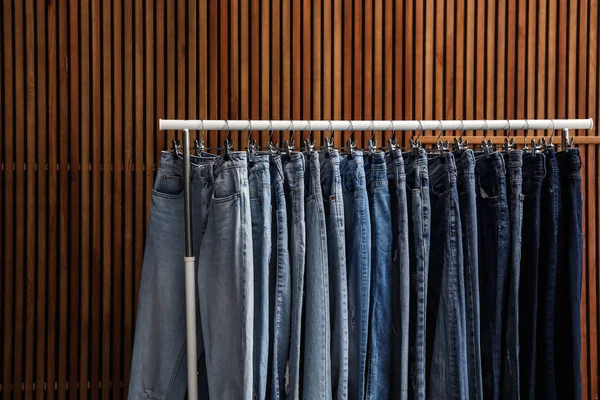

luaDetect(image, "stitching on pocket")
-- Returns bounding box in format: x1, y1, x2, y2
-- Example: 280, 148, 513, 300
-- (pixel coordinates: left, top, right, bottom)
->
152, 188, 184, 200
212, 192, 241, 203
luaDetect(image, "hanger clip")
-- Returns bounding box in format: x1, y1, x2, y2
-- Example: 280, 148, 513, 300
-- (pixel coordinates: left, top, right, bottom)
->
368, 139, 378, 156
284, 139, 295, 157
346, 136, 357, 155
530, 139, 542, 157
388, 137, 398, 153
503, 137, 515, 153
324, 134, 335, 157
223, 138, 233, 160
482, 139, 494, 158
436, 140, 450, 154
195, 138, 206, 156
452, 137, 468, 154
410, 138, 421, 153
172, 139, 182, 159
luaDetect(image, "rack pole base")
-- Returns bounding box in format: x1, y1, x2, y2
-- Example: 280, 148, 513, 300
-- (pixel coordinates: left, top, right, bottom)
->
184, 256, 198, 400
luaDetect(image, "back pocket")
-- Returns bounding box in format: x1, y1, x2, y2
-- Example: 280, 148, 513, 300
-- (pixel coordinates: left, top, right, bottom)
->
152, 173, 184, 199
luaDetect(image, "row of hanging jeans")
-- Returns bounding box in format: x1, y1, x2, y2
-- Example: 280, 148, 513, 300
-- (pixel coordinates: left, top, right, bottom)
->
128, 145, 583, 400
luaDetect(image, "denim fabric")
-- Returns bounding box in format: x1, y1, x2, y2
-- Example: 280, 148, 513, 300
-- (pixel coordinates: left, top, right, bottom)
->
320, 150, 349, 400
386, 150, 410, 400
536, 148, 560, 400
425, 153, 469, 400
475, 151, 509, 400
302, 152, 332, 399
403, 148, 430, 400
340, 151, 372, 400
502, 150, 523, 399
282, 153, 307, 399
197, 152, 254, 399
455, 150, 483, 400
519, 152, 545, 400
249, 155, 272, 400
129, 152, 213, 400
267, 156, 292, 400
364, 152, 393, 399
555, 149, 583, 400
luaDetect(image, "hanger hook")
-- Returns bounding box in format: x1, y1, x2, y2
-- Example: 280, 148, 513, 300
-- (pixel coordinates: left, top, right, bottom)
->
460, 119, 464, 136
415, 120, 423, 141
483, 119, 489, 139
507, 119, 511, 138
370, 120, 376, 141
550, 119, 556, 142
436, 119, 444, 141
269, 119, 275, 144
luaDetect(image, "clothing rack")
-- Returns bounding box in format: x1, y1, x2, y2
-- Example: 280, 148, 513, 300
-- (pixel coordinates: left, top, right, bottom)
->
158, 118, 594, 400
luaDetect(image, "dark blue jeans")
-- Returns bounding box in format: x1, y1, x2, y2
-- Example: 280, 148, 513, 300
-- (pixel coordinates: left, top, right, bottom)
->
403, 148, 430, 400
502, 150, 523, 399
341, 151, 372, 400
268, 156, 292, 400
455, 150, 483, 400
387, 150, 410, 400
519, 152, 546, 400
555, 149, 583, 400
364, 152, 393, 399
536, 148, 560, 400
320, 150, 349, 399
475, 151, 509, 400
282, 153, 306, 399
426, 153, 468, 400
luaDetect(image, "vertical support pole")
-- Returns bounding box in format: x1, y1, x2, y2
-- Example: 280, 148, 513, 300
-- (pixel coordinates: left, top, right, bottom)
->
182, 128, 198, 399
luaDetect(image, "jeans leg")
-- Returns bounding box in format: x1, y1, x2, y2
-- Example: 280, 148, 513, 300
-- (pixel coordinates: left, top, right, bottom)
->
340, 151, 371, 400
364, 153, 393, 399
249, 155, 272, 400
198, 153, 254, 399
302, 152, 332, 400
320, 151, 349, 400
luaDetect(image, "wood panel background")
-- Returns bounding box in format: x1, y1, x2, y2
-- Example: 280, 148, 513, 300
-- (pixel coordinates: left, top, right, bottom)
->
0, 0, 598, 398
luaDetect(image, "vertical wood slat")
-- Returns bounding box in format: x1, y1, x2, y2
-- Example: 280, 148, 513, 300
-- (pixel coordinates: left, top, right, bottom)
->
0, 1, 599, 398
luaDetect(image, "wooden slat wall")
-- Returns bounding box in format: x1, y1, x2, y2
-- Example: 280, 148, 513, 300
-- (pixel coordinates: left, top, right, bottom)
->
0, 0, 599, 398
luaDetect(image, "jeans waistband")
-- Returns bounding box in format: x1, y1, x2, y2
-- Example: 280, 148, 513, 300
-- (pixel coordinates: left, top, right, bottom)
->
364, 151, 387, 169
475, 151, 506, 176
385, 149, 406, 176
522, 152, 547, 179
270, 156, 285, 183
248, 154, 271, 174
403, 148, 428, 176
319, 150, 341, 176
213, 152, 248, 177
282, 152, 306, 172
455, 149, 475, 174
159, 151, 212, 181
428, 152, 457, 188
556, 148, 582, 173
305, 151, 321, 172
505, 150, 524, 169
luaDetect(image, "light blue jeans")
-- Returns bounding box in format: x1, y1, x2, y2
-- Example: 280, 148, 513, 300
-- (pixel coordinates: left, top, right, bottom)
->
364, 152, 393, 399
303, 152, 332, 399
268, 156, 292, 399
320, 150, 349, 400
282, 153, 306, 399
249, 154, 272, 400
197, 152, 254, 399
340, 151, 371, 400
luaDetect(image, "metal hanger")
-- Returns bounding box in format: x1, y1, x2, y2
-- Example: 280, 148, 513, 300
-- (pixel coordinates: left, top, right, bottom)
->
562, 127, 574, 151
452, 120, 468, 154
435, 120, 449, 154
367, 120, 378, 156
246, 119, 258, 160
481, 119, 494, 158
523, 120, 531, 153
172, 138, 182, 159
284, 120, 295, 157
346, 120, 357, 158
410, 120, 423, 153
304, 120, 315, 155
323, 120, 336, 157
222, 120, 232, 160
268, 120, 279, 158
541, 119, 555, 151
195, 122, 206, 156
502, 120, 515, 153
387, 120, 398, 152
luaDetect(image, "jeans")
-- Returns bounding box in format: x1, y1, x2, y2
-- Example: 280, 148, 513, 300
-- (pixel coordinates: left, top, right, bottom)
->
268, 156, 292, 400
249, 155, 272, 400
340, 151, 371, 400
455, 150, 483, 400
502, 150, 523, 399
320, 150, 349, 400
403, 148, 430, 400
129, 152, 213, 400
555, 149, 583, 400
426, 153, 468, 400
197, 152, 254, 399
386, 150, 410, 400
519, 152, 545, 400
536, 148, 560, 400
303, 152, 332, 399
364, 152, 393, 399
475, 151, 509, 400
282, 153, 307, 399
